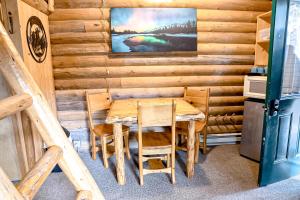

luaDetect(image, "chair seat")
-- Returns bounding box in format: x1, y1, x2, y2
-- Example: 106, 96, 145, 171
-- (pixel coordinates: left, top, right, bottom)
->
93, 124, 129, 137
136, 132, 172, 149
176, 121, 206, 134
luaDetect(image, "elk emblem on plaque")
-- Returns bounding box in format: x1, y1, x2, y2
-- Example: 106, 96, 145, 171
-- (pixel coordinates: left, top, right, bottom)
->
26, 16, 47, 63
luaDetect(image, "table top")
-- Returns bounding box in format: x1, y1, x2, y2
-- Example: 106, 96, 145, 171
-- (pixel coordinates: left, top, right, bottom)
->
106, 98, 205, 124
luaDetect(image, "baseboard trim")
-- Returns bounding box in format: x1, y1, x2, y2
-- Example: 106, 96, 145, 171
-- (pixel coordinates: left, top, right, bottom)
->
75, 132, 241, 152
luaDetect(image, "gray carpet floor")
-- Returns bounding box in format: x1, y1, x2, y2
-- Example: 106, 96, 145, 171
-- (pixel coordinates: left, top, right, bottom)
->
35, 145, 300, 200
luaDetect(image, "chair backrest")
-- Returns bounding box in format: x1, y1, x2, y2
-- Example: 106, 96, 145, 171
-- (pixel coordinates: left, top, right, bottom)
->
137, 100, 176, 148
137, 100, 176, 128
86, 91, 112, 129
184, 87, 210, 119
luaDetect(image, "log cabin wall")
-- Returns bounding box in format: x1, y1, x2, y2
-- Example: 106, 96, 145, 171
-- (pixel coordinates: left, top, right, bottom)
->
49, 0, 272, 146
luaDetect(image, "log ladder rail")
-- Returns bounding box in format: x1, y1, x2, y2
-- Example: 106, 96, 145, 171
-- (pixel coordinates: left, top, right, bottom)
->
0, 20, 103, 200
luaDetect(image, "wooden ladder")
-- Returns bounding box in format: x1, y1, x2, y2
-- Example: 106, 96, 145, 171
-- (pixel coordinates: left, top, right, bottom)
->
0, 21, 104, 200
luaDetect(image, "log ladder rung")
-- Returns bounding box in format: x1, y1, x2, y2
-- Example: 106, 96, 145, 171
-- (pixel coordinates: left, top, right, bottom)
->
0, 93, 32, 120
17, 145, 62, 200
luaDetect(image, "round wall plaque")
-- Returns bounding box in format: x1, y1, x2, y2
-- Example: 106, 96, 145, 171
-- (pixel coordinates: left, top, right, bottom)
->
26, 16, 47, 63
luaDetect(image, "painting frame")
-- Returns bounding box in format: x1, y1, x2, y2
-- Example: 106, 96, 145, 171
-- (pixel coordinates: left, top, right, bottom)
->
110, 8, 197, 54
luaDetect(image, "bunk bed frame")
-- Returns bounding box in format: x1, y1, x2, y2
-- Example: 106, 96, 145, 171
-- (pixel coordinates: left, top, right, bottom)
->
0, 20, 103, 200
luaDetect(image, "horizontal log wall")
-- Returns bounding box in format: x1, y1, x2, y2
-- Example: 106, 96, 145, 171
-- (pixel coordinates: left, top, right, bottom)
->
49, 0, 271, 138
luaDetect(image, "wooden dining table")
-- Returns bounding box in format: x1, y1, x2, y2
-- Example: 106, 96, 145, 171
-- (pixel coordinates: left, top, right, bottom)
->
105, 98, 205, 185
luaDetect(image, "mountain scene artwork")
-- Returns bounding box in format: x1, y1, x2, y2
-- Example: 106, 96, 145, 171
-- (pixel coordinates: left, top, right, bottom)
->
111, 8, 197, 53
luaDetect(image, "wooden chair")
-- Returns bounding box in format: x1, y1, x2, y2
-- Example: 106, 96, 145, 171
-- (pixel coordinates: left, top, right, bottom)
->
176, 87, 210, 163
86, 91, 131, 168
137, 100, 176, 186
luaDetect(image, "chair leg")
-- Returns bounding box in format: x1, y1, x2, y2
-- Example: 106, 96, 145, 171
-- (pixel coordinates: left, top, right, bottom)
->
181, 134, 185, 145
194, 131, 200, 163
203, 127, 207, 155
124, 132, 131, 160
101, 136, 108, 168
171, 152, 176, 184
167, 154, 171, 168
91, 133, 97, 160
139, 154, 144, 186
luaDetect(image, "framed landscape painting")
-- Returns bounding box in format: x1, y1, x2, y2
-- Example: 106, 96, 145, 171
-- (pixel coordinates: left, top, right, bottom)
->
111, 8, 197, 53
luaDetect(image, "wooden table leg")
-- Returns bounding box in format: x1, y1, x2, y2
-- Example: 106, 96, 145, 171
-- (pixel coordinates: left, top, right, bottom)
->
187, 120, 195, 178
113, 123, 125, 185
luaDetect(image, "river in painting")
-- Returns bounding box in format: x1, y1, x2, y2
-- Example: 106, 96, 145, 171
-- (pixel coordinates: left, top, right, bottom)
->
112, 33, 197, 52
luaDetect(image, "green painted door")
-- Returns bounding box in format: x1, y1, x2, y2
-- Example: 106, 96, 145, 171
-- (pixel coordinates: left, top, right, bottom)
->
259, 0, 300, 186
